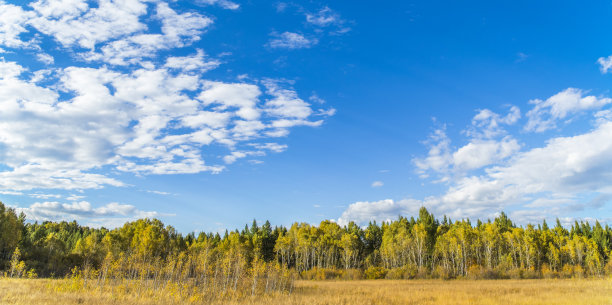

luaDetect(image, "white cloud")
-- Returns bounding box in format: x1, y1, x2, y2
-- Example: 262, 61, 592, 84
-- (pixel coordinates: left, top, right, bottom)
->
29, 0, 148, 49
164, 49, 220, 72
337, 199, 421, 226
223, 150, 264, 164
309, 93, 325, 104
343, 89, 612, 226
36, 52, 54, 65
66, 194, 86, 201
413, 127, 452, 177
597, 55, 612, 74
452, 137, 520, 171
223, 142, 287, 164
525, 88, 612, 132
80, 3, 213, 66
0, 190, 23, 196
263, 80, 313, 119
595, 109, 612, 125
199, 81, 262, 120
0, 1, 34, 48
29, 193, 62, 199
146, 190, 170, 195
157, 2, 212, 44
17, 200, 161, 227
316, 108, 336, 117
306, 7, 339, 27
0, 1, 332, 193
371, 181, 383, 188
29, 0, 88, 19
430, 121, 612, 219
250, 142, 288, 153
267, 32, 318, 49
305, 6, 350, 35
466, 106, 520, 139
197, 0, 239, 10
415, 107, 521, 177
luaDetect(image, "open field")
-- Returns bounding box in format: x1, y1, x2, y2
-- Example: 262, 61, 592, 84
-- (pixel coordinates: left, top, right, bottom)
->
1, 278, 611, 305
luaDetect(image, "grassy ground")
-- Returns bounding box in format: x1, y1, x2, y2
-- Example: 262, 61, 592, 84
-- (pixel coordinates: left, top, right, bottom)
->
1, 278, 611, 305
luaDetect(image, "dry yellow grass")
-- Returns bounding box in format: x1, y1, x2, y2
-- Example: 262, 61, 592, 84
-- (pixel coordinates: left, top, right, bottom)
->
1, 278, 611, 305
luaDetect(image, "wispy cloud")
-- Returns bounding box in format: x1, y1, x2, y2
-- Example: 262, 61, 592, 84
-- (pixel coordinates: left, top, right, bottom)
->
267, 32, 318, 49
146, 190, 171, 196
597, 55, 612, 73
371, 181, 384, 188
196, 0, 239, 10
305, 6, 351, 35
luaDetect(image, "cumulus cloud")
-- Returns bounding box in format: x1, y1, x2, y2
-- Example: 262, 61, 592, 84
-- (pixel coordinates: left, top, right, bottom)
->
81, 2, 213, 65
0, 1, 35, 48
452, 137, 520, 171
267, 32, 318, 49
337, 199, 421, 226
430, 120, 612, 221
525, 88, 612, 132
263, 79, 314, 119
29, 0, 148, 49
466, 106, 520, 139
164, 49, 220, 72
415, 107, 522, 180
0, 1, 332, 195
17, 200, 161, 227
343, 88, 612, 226
36, 53, 54, 65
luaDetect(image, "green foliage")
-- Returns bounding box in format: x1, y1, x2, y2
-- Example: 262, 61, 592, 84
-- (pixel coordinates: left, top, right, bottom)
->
0, 201, 25, 270
1, 202, 611, 282
364, 266, 387, 279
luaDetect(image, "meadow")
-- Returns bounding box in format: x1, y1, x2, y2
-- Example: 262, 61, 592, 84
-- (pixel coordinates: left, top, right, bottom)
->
1, 278, 611, 305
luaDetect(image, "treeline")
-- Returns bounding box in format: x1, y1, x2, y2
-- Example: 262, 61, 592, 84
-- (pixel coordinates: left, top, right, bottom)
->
2, 201, 612, 283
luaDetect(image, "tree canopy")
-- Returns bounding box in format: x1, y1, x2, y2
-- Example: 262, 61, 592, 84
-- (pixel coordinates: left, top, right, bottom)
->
1, 201, 611, 280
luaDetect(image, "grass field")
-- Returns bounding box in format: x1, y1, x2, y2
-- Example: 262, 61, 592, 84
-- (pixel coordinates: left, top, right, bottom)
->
1, 278, 611, 305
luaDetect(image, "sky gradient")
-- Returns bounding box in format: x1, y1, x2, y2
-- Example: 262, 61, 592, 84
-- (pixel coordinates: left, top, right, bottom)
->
1, 0, 612, 232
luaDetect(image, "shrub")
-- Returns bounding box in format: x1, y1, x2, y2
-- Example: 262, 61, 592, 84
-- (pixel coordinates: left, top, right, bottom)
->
385, 265, 417, 280
300, 268, 343, 280
432, 265, 452, 280
521, 267, 539, 279
541, 264, 558, 279
364, 267, 387, 280
341, 269, 363, 280
604, 256, 612, 276
573, 265, 585, 279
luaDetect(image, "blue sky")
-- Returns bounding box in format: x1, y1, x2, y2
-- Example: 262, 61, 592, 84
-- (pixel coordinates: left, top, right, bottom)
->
1, 0, 612, 232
